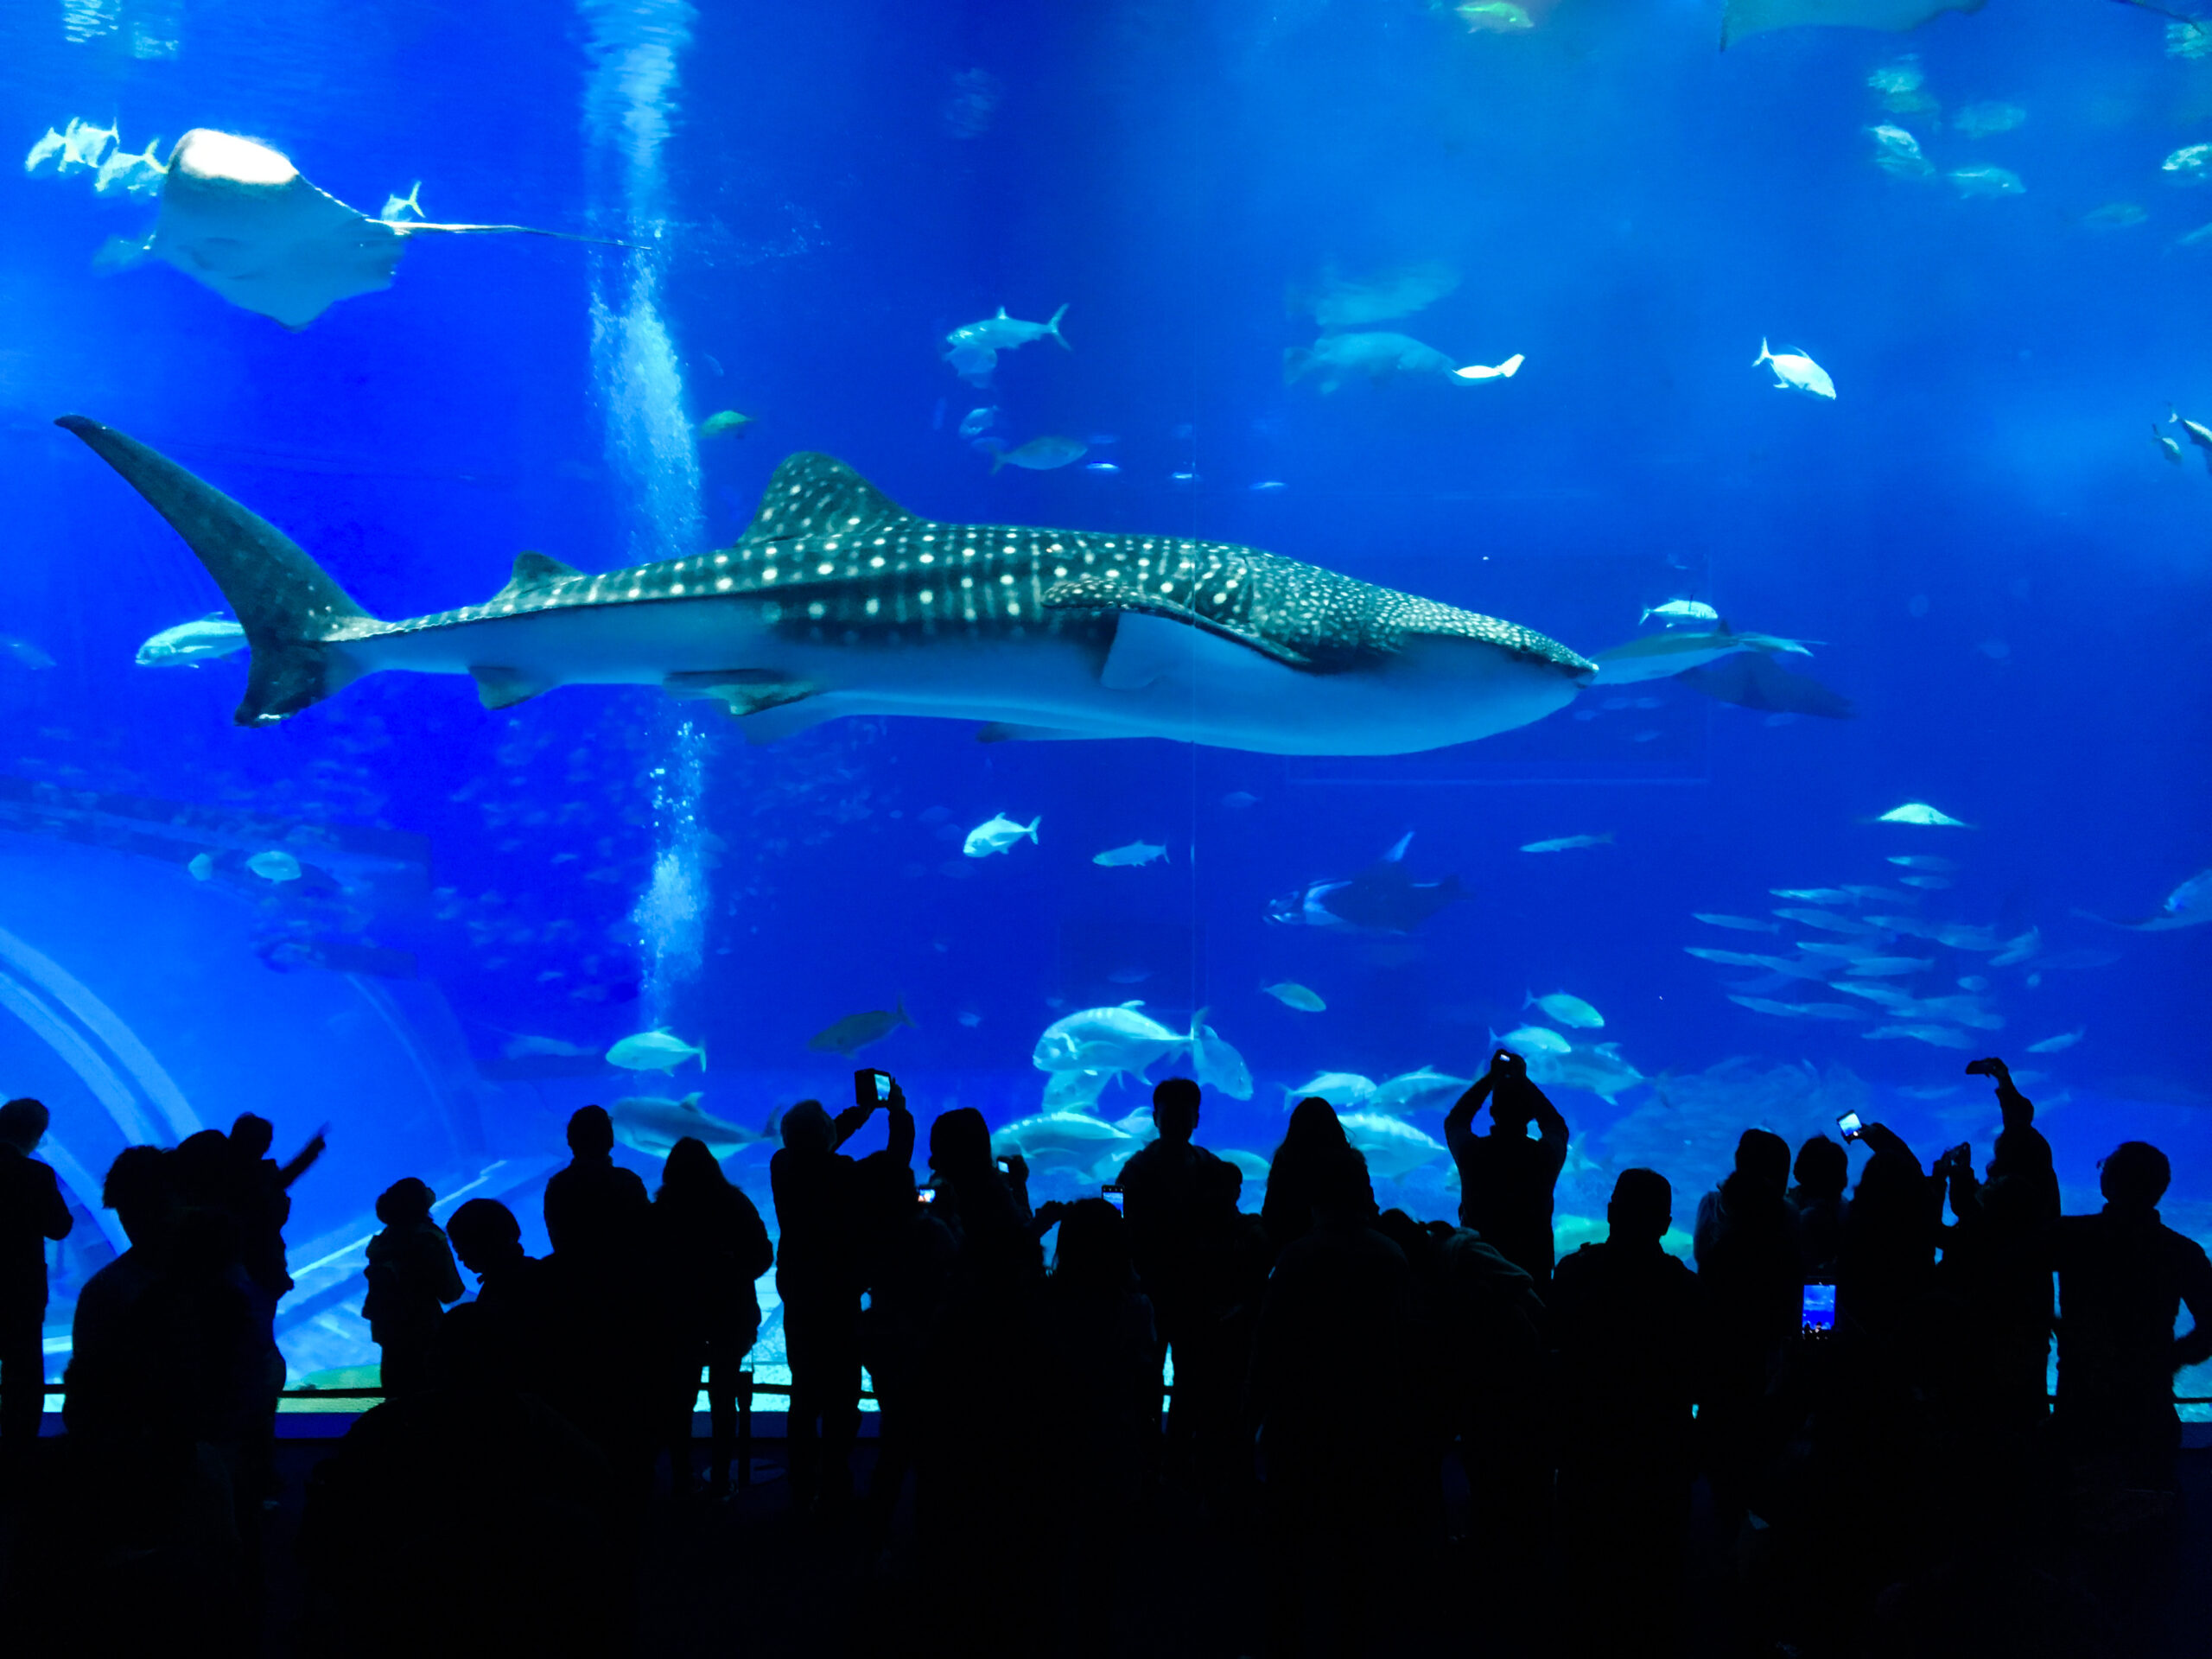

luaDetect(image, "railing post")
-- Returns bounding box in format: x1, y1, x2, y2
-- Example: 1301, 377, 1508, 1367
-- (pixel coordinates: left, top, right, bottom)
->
737, 1369, 754, 1490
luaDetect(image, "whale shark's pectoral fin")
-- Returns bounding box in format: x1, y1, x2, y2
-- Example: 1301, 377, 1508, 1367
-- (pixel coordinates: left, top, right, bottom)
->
469, 665, 553, 709
1045, 586, 1313, 690
664, 669, 830, 741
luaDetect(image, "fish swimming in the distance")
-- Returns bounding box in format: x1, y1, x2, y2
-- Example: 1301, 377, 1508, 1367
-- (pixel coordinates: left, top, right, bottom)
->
2024, 1027, 2085, 1054
699, 410, 754, 439
1876, 802, 1971, 827
1262, 982, 1326, 1012
1521, 833, 1612, 853
607, 1028, 706, 1072
945, 304, 1070, 355
246, 849, 301, 881
806, 997, 914, 1058
1525, 989, 1603, 1029
1642, 600, 1719, 626
1953, 101, 2025, 140
2075, 868, 2212, 931
1092, 840, 1166, 867
610, 1093, 766, 1160
137, 614, 248, 666
59, 422, 1592, 760
1887, 855, 1958, 871
1692, 913, 1781, 933
1948, 165, 2024, 199
965, 813, 1040, 857
188, 853, 214, 880
1755, 340, 1836, 401
1498, 1024, 1573, 1056
1268, 833, 1465, 933
1449, 353, 1524, 381
1865, 123, 1935, 180
1, 636, 57, 670
989, 436, 1087, 474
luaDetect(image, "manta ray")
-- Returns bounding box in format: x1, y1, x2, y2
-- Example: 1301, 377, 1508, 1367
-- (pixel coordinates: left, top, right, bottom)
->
105, 129, 628, 330
55, 416, 1592, 757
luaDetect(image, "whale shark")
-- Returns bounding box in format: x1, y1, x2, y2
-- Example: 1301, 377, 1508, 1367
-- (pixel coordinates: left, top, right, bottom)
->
55, 416, 1593, 756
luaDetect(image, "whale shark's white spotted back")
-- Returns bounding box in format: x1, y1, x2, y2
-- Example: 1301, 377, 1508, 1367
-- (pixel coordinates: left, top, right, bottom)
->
379, 451, 1591, 674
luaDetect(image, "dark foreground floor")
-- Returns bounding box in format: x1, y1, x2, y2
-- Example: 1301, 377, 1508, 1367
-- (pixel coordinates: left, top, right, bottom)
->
4, 1427, 2209, 1657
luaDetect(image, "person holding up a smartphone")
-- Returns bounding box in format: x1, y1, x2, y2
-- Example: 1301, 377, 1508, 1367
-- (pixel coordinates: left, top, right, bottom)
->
1442, 1047, 1571, 1290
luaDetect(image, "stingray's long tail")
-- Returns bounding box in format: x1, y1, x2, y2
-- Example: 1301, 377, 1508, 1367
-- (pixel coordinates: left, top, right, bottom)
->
55, 416, 375, 726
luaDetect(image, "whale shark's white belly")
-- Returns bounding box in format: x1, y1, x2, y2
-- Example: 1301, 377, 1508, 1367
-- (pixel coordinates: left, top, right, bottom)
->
341, 596, 1578, 756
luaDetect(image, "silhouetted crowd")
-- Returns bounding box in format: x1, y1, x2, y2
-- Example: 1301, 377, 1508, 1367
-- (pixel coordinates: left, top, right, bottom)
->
0, 1050, 2208, 1658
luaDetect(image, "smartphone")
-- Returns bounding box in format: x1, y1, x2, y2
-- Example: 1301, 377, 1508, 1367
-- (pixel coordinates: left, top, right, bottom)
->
995, 1157, 1012, 1173
916, 1186, 938, 1205
873, 1071, 892, 1102
1101, 1182, 1125, 1214
1836, 1110, 1865, 1142
1801, 1281, 1836, 1338
853, 1068, 892, 1107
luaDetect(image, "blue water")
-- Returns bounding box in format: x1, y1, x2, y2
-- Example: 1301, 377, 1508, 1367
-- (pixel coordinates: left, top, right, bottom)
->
2, 0, 2208, 1393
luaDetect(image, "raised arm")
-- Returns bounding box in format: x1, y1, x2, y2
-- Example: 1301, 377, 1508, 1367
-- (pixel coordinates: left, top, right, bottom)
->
1529, 1081, 1569, 1160
883, 1080, 915, 1167
276, 1126, 328, 1190
1967, 1057, 2033, 1131
1443, 1071, 1495, 1155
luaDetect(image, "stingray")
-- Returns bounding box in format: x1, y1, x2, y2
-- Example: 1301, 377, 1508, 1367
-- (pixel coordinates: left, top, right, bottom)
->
1675, 651, 1855, 718
104, 129, 634, 330
1720, 0, 1985, 50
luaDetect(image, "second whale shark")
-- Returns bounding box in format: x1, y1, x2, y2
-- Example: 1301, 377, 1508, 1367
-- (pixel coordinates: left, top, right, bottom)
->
57, 416, 1592, 756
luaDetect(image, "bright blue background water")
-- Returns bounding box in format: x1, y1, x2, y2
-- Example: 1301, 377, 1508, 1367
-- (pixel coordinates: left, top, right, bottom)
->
0, 0, 2207, 1387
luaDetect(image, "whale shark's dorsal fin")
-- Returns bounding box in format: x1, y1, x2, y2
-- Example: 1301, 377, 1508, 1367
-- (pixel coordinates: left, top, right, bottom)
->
492, 550, 583, 604
739, 453, 916, 544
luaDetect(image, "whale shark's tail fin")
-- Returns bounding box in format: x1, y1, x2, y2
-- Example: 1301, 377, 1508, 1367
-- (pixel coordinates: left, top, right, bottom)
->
55, 416, 374, 726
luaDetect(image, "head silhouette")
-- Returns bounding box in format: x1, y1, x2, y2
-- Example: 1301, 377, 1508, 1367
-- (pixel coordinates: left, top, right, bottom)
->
0, 1097, 49, 1154
1312, 1142, 1376, 1225
2100, 1141, 2171, 1212
1153, 1077, 1200, 1144
929, 1106, 993, 1173
1276, 1096, 1348, 1162
1794, 1135, 1847, 1200
102, 1145, 175, 1247
567, 1104, 614, 1158
376, 1176, 436, 1226
779, 1099, 833, 1154
1609, 1167, 1672, 1244
1733, 1128, 1791, 1196
447, 1198, 524, 1275
229, 1112, 274, 1160
660, 1134, 732, 1198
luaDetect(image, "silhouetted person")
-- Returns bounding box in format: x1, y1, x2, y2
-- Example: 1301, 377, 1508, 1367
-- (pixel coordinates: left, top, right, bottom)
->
1033, 1196, 1158, 1657
1261, 1095, 1356, 1254
447, 1198, 561, 1393
224, 1111, 325, 1301
1694, 1127, 1802, 1528
1938, 1058, 2063, 1440
299, 1274, 620, 1659
1789, 1134, 1849, 1281
1249, 1141, 1419, 1658
771, 1096, 868, 1515
543, 1103, 651, 1272
2044, 1141, 2212, 1494
1439, 1219, 1548, 1648
1444, 1046, 1570, 1288
0, 1097, 70, 1473
852, 1074, 951, 1533
1115, 1075, 1241, 1476
654, 1135, 772, 1497
1837, 1120, 1941, 1346
62, 1146, 177, 1445
1552, 1169, 1704, 1658
362, 1178, 462, 1401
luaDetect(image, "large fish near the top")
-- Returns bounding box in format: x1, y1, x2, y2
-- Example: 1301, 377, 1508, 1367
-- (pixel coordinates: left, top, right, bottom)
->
55, 420, 1592, 757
